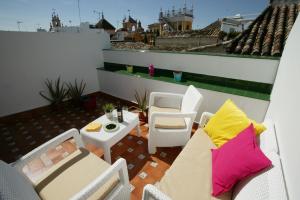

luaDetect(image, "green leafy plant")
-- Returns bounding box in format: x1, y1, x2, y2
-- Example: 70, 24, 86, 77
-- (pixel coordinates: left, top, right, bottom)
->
102, 103, 115, 113
66, 79, 86, 103
39, 77, 68, 105
134, 90, 148, 112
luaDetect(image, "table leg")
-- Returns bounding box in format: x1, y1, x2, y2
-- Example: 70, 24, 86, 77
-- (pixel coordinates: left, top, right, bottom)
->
103, 145, 112, 164
136, 124, 141, 137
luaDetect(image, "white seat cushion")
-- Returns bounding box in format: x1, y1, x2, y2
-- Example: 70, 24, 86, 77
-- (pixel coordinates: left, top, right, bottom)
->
149, 106, 186, 129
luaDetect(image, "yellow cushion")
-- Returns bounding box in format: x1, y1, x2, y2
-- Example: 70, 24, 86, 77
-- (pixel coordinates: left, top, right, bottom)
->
34, 148, 119, 200
204, 99, 266, 147
150, 106, 186, 129
86, 122, 102, 132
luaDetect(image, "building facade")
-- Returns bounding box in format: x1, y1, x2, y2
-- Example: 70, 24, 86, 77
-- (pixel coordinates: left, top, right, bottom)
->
122, 15, 144, 33
148, 5, 193, 35
220, 14, 255, 33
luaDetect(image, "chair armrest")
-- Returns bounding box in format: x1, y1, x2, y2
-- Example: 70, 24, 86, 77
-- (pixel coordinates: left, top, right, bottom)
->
70, 158, 130, 200
13, 128, 84, 171
149, 92, 184, 107
142, 184, 172, 200
199, 112, 214, 128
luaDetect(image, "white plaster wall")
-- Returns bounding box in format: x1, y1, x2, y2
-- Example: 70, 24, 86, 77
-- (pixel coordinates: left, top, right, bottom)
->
98, 70, 269, 122
0, 30, 110, 117
103, 49, 279, 84
266, 15, 300, 200
221, 23, 242, 33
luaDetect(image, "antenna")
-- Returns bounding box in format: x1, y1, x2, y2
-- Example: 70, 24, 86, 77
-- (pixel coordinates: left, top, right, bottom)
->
77, 0, 82, 24
17, 21, 23, 31
93, 10, 101, 20
128, 9, 131, 17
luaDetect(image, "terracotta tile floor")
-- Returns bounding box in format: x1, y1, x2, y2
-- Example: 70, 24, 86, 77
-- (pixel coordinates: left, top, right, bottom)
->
0, 92, 198, 200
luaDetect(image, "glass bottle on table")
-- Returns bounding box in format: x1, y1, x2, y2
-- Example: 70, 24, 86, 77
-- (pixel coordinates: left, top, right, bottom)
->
117, 104, 124, 123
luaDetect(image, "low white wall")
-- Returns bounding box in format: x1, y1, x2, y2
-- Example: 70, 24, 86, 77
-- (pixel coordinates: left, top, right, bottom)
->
103, 49, 279, 84
266, 15, 300, 200
98, 70, 269, 122
0, 30, 110, 117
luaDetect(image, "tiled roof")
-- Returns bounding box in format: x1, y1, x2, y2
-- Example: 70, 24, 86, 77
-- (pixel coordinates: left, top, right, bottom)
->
198, 20, 221, 37
95, 18, 116, 30
226, 3, 300, 56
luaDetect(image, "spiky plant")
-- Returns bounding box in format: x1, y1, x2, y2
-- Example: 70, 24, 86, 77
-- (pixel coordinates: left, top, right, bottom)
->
134, 90, 148, 112
66, 79, 86, 104
102, 103, 115, 113
39, 77, 68, 105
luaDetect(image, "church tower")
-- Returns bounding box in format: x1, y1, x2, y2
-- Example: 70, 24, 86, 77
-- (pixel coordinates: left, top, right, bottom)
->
49, 11, 62, 32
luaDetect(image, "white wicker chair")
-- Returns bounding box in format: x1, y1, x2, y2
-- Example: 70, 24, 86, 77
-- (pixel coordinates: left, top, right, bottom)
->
148, 85, 203, 154
12, 128, 130, 200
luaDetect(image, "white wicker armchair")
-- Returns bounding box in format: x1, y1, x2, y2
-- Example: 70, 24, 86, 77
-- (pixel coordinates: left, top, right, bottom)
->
12, 128, 130, 200
148, 85, 203, 154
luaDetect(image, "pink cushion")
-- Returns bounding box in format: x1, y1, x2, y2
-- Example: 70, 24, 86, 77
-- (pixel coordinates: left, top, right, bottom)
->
211, 124, 272, 196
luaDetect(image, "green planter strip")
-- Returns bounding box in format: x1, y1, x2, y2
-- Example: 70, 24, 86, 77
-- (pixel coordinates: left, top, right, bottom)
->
99, 62, 271, 101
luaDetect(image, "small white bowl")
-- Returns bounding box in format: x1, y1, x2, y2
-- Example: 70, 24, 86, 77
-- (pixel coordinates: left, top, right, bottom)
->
103, 122, 119, 132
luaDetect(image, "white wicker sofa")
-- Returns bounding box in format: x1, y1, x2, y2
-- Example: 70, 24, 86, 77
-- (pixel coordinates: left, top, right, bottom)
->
142, 112, 288, 200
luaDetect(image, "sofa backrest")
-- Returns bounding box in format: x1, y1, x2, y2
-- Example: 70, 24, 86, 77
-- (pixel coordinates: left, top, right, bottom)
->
0, 160, 40, 200
264, 14, 300, 200
259, 119, 279, 154
233, 152, 287, 200
233, 120, 287, 200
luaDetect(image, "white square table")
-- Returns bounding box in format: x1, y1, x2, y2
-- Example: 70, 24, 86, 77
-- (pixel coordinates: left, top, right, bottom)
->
80, 110, 141, 164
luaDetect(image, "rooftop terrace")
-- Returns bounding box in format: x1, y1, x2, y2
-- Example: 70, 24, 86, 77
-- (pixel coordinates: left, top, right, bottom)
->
0, 92, 196, 200
0, 13, 300, 199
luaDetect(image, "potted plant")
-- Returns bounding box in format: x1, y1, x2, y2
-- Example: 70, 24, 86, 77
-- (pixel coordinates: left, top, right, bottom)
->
81, 94, 97, 110
134, 90, 148, 122
126, 65, 133, 73
39, 77, 69, 109
173, 70, 182, 82
66, 79, 86, 106
102, 103, 115, 120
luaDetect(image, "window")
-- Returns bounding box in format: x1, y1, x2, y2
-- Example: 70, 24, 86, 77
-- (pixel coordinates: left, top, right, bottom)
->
178, 25, 182, 31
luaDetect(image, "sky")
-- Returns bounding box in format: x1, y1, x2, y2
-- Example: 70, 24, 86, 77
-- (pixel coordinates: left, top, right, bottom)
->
0, 0, 269, 32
